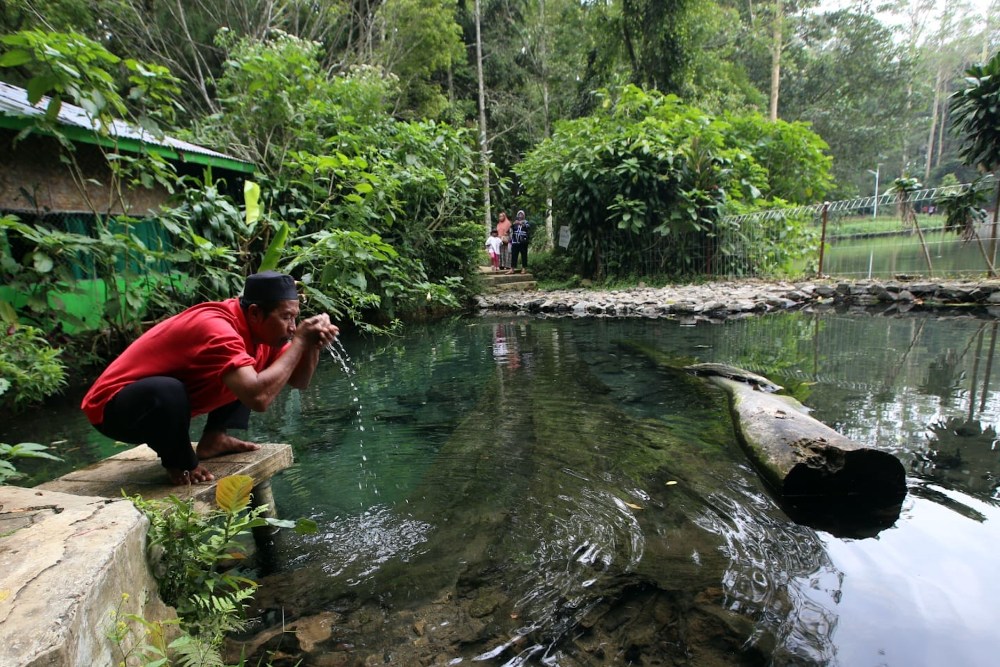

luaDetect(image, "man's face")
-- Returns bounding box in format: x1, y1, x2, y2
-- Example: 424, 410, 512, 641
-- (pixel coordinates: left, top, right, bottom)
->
249, 300, 300, 346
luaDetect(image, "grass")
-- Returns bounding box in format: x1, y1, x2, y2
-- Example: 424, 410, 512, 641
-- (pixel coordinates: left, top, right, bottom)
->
821, 213, 946, 238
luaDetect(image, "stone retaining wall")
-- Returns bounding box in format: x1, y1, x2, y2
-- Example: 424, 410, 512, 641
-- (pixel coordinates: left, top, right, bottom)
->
475, 278, 1000, 320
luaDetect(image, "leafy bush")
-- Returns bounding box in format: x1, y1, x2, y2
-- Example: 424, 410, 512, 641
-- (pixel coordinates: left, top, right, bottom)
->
517, 85, 832, 280
528, 248, 579, 285
129, 476, 316, 643
0, 325, 67, 411
0, 441, 61, 485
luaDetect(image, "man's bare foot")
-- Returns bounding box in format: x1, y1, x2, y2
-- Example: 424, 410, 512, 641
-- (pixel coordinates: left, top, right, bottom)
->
166, 464, 215, 485
196, 431, 262, 460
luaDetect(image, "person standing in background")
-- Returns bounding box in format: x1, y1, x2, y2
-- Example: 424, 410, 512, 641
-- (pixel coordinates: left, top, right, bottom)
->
496, 211, 512, 271
485, 228, 503, 271
508, 210, 531, 274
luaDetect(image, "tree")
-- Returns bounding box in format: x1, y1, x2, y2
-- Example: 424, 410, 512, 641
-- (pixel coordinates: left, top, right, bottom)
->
889, 176, 933, 274
517, 86, 832, 279
951, 49, 1000, 267
935, 176, 995, 275
777, 8, 914, 197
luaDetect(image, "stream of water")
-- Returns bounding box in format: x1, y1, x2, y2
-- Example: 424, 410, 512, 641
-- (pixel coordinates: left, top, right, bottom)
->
5, 310, 1000, 666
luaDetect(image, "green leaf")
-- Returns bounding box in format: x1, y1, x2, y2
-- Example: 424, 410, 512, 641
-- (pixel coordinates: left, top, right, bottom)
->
32, 252, 54, 273
27, 74, 57, 105
294, 517, 319, 534
244, 180, 261, 226
0, 49, 31, 67
259, 222, 289, 272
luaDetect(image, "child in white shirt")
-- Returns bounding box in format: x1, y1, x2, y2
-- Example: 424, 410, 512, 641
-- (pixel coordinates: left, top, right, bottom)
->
485, 229, 503, 272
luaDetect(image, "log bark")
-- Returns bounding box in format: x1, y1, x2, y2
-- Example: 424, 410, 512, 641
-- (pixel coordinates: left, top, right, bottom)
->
706, 376, 905, 500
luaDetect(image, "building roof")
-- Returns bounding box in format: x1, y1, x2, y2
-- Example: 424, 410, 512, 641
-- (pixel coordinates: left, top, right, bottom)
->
0, 81, 255, 174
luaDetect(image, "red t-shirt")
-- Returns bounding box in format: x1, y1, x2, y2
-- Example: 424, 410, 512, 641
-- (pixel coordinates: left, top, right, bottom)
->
81, 298, 286, 425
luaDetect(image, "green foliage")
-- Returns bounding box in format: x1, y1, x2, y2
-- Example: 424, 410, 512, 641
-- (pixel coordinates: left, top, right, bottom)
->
194, 33, 484, 315
373, 0, 465, 118
0, 325, 67, 412
527, 248, 580, 287
0, 29, 181, 138
0, 31, 190, 344
723, 113, 833, 203
937, 178, 990, 241
777, 9, 913, 198
0, 441, 62, 485
129, 475, 317, 645
889, 176, 922, 228
950, 51, 1000, 174
517, 85, 830, 280
107, 592, 227, 667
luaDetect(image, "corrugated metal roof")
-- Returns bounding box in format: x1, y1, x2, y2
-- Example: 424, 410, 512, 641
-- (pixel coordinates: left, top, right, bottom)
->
0, 81, 254, 170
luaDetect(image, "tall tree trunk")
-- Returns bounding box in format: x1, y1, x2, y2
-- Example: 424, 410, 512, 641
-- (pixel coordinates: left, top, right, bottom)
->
924, 64, 944, 183
992, 183, 1000, 269
474, 0, 491, 235
935, 96, 947, 169
768, 0, 783, 122
539, 0, 554, 249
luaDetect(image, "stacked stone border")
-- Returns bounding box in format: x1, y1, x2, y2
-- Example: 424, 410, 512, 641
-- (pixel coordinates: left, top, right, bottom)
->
475, 278, 1000, 320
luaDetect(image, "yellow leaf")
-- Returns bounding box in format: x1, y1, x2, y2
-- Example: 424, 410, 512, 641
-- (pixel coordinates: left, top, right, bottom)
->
625, 502, 643, 510
216, 475, 254, 513
0, 590, 10, 603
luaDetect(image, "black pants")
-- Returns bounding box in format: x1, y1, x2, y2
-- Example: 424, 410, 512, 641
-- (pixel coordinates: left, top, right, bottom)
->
511, 243, 529, 270
95, 376, 250, 470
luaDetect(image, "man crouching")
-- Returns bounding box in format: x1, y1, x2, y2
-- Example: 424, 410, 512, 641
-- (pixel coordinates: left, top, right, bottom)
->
81, 271, 339, 484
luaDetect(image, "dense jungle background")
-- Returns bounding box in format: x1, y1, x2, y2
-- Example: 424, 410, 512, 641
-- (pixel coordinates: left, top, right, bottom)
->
0, 0, 999, 411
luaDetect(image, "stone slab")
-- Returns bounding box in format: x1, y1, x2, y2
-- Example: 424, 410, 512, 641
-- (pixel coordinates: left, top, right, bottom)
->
0, 485, 175, 667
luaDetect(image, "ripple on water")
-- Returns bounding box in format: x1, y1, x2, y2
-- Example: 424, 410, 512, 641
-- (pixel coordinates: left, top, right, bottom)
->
694, 473, 841, 664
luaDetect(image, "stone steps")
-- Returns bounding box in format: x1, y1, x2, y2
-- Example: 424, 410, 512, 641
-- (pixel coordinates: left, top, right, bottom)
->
478, 265, 536, 293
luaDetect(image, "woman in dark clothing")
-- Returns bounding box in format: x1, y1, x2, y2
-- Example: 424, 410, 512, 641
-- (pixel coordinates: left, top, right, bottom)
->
508, 210, 531, 274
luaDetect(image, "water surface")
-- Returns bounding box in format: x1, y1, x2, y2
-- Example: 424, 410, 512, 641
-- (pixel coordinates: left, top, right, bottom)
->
6, 310, 1000, 666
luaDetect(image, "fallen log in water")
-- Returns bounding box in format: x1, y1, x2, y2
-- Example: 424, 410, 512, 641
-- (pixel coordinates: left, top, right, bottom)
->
690, 366, 907, 536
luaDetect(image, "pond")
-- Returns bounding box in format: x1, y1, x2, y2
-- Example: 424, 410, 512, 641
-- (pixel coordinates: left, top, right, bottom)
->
822, 228, 995, 278
5, 309, 1000, 666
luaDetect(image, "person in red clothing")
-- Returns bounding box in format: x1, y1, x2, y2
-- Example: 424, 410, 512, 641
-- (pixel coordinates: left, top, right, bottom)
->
81, 271, 339, 485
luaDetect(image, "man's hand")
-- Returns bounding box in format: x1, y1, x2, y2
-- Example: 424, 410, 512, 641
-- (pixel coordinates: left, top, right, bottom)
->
296, 313, 339, 349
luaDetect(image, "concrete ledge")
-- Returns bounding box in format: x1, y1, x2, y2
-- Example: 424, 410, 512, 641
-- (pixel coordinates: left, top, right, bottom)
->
0, 443, 294, 666
0, 486, 174, 667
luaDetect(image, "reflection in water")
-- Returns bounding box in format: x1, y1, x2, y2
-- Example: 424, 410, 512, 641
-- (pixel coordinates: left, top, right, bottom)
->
6, 310, 1000, 665
695, 474, 840, 664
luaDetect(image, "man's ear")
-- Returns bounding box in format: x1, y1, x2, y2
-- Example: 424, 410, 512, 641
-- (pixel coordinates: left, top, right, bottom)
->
246, 303, 263, 323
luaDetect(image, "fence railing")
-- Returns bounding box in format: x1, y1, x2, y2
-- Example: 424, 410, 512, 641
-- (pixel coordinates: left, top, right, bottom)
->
591, 176, 996, 280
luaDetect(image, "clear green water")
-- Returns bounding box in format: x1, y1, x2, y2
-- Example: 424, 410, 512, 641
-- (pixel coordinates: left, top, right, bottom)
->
6, 311, 1000, 665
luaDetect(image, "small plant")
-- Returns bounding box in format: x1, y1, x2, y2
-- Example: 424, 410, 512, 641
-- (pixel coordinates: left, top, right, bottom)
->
0, 441, 61, 485
107, 592, 223, 667
128, 476, 316, 651
0, 324, 67, 411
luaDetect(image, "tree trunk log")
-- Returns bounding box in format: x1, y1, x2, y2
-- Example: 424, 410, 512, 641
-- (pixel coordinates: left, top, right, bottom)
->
706, 376, 905, 500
